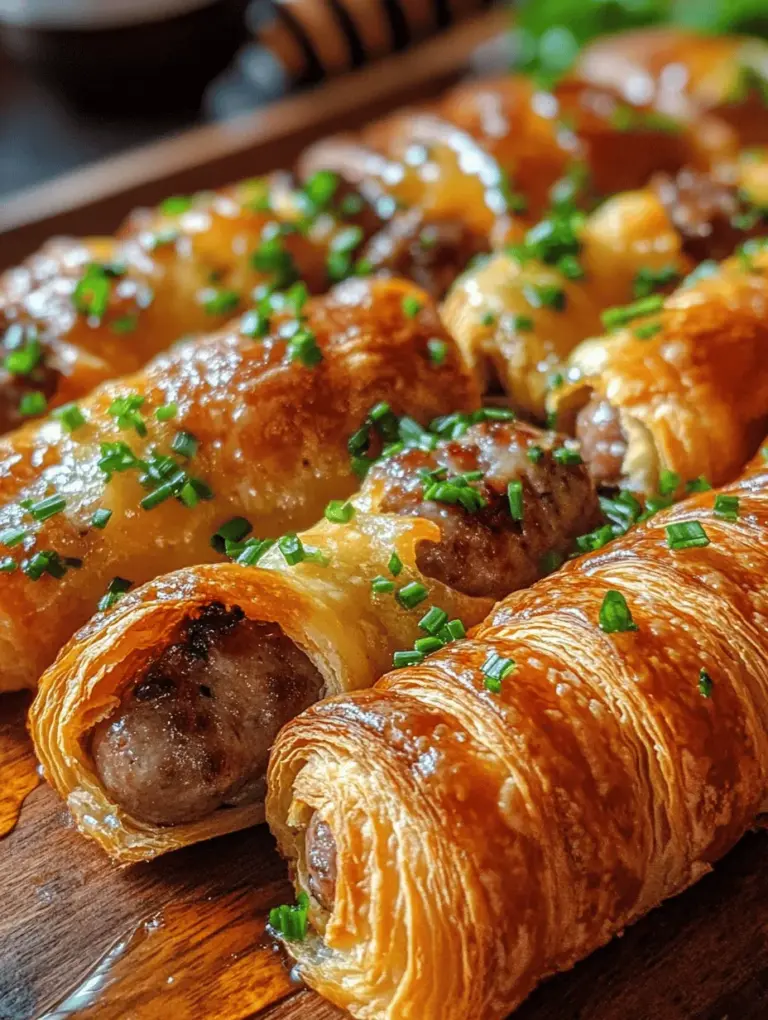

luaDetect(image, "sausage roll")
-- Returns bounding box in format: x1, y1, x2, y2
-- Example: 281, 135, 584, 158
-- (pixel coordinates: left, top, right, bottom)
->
30, 418, 600, 862
0, 173, 383, 434
266, 452, 768, 1020
442, 151, 768, 419
0, 277, 478, 693
2, 39, 750, 434
577, 27, 768, 146
551, 242, 768, 493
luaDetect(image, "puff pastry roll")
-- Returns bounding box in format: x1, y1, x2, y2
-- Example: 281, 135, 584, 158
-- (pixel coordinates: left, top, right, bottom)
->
442, 151, 768, 419
0, 277, 477, 693
0, 173, 385, 434
30, 418, 600, 861
577, 27, 768, 146
267, 453, 768, 1020
551, 242, 768, 494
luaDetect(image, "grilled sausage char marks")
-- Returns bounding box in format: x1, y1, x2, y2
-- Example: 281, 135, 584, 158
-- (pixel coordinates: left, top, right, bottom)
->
91, 604, 324, 826
89, 420, 600, 829
366, 419, 602, 599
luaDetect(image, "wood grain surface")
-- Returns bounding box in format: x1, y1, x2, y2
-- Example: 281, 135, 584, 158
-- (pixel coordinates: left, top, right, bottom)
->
2, 687, 768, 1020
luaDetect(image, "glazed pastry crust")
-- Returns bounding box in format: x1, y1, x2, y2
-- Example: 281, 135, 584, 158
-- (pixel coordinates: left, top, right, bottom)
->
267, 454, 768, 1020
576, 28, 768, 146
440, 184, 691, 418
550, 248, 768, 492
0, 277, 478, 692
30, 512, 492, 863
0, 176, 354, 431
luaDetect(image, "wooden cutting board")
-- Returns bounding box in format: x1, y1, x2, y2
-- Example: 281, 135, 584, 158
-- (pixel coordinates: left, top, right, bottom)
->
3, 688, 768, 1020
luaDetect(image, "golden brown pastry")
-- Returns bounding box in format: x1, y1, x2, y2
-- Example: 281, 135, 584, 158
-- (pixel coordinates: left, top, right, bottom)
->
30, 417, 600, 862
0, 277, 478, 694
551, 241, 768, 493
267, 452, 768, 1020
442, 150, 768, 420
577, 27, 768, 146
438, 74, 736, 215
0, 173, 382, 434
2, 40, 753, 435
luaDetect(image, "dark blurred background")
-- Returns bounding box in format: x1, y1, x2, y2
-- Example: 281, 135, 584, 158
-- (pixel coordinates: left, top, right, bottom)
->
2, 0, 768, 202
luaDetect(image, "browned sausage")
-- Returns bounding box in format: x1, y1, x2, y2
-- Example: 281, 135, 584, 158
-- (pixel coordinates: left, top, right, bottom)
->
366, 419, 602, 599
91, 604, 323, 825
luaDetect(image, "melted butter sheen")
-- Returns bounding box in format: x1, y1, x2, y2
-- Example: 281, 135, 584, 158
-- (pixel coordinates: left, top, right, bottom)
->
39, 889, 300, 1020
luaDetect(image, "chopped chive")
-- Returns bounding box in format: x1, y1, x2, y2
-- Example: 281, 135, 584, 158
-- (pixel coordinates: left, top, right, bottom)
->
155, 403, 178, 421
111, 314, 138, 335
97, 576, 132, 611
171, 431, 199, 459
19, 391, 47, 416
419, 606, 448, 635
54, 403, 87, 433
72, 264, 112, 320
396, 581, 428, 610
388, 552, 403, 576
235, 537, 275, 566
324, 500, 355, 524
211, 516, 252, 553
658, 470, 681, 497
4, 338, 41, 376
278, 532, 305, 565
553, 447, 582, 465
634, 321, 662, 340
507, 480, 524, 521
269, 892, 310, 942
161, 195, 193, 216
108, 393, 146, 436
523, 283, 566, 311
91, 508, 112, 529
527, 445, 544, 464
666, 521, 710, 550
28, 494, 66, 522
0, 556, 16, 572
632, 265, 680, 299
698, 668, 713, 698
0, 526, 26, 548
427, 337, 448, 365
393, 650, 424, 668
414, 636, 443, 655
287, 328, 323, 368
202, 288, 240, 316
482, 651, 516, 692
599, 590, 638, 633
140, 482, 176, 510
480, 311, 496, 327
574, 524, 614, 554
438, 618, 466, 643
512, 314, 534, 332
686, 476, 712, 493
713, 495, 740, 521
402, 295, 423, 319
601, 295, 664, 331
241, 308, 271, 338
371, 575, 395, 593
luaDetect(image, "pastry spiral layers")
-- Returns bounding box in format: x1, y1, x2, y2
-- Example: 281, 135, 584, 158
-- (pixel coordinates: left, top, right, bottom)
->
550, 243, 768, 493
441, 150, 768, 420
30, 418, 600, 862
0, 277, 477, 693
267, 451, 768, 1020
